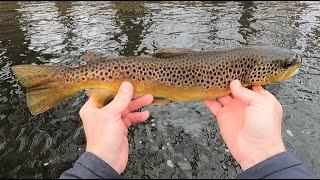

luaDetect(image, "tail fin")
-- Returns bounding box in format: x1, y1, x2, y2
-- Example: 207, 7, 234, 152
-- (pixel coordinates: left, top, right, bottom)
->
11, 65, 74, 115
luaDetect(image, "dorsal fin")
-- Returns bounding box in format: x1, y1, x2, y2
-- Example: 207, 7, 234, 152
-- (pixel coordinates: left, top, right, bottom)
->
84, 52, 103, 62
152, 48, 196, 58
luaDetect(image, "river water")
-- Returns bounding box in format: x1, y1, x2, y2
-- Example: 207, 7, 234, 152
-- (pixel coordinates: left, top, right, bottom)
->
0, 1, 319, 178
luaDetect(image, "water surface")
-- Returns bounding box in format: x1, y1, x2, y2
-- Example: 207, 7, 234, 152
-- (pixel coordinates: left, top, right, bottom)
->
0, 1, 319, 178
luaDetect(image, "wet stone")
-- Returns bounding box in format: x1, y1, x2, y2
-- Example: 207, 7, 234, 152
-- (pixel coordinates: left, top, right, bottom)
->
286, 129, 294, 137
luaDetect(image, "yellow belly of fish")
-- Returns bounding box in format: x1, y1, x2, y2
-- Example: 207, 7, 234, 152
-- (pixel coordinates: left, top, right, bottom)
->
69, 79, 232, 106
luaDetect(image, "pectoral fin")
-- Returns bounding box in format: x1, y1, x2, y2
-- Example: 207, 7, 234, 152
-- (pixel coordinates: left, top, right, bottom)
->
152, 48, 196, 58
86, 89, 114, 108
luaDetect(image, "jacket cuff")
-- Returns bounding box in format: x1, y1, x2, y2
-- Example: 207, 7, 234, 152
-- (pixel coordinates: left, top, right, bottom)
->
76, 152, 121, 179
237, 151, 302, 179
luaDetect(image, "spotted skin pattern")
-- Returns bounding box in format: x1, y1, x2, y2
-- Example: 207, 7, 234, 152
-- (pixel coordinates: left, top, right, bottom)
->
57, 46, 297, 91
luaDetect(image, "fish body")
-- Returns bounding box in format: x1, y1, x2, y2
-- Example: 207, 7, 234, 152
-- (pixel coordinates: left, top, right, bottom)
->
11, 46, 301, 115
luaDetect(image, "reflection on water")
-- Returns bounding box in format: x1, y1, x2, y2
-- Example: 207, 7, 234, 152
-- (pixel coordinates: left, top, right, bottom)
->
237, 1, 257, 44
112, 2, 153, 56
0, 1, 320, 178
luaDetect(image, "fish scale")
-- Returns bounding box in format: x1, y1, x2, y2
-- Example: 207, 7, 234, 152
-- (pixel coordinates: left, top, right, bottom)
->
11, 45, 301, 115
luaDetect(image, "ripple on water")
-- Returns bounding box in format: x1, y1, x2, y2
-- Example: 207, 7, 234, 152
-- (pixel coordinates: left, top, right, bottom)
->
0, 1, 320, 178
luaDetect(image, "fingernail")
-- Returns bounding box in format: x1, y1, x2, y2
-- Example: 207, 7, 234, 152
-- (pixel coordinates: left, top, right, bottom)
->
231, 79, 241, 88
236, 80, 242, 86
120, 81, 132, 91
148, 95, 154, 103
121, 81, 130, 87
144, 111, 150, 118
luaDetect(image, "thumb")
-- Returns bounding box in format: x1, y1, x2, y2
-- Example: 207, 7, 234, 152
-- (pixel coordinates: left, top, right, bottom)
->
230, 80, 258, 105
79, 97, 99, 119
103, 82, 133, 114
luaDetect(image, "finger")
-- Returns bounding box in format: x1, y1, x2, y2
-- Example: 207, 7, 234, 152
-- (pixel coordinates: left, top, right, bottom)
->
253, 85, 268, 95
123, 111, 150, 128
204, 100, 222, 116
103, 82, 133, 114
79, 97, 98, 118
83, 97, 99, 108
128, 94, 153, 112
122, 94, 153, 116
252, 85, 263, 92
230, 80, 258, 105
217, 95, 233, 106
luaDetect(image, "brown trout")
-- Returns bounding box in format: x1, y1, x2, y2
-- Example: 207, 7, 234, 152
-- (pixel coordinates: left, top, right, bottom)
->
11, 46, 301, 115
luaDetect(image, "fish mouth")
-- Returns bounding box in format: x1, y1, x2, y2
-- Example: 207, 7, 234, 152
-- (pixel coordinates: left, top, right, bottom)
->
273, 61, 301, 82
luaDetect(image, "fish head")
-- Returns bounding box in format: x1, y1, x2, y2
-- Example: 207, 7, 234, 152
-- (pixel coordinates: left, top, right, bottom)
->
247, 46, 302, 85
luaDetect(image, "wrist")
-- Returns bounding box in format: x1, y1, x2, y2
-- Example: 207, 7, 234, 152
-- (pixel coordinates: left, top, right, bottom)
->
239, 142, 286, 171
86, 146, 123, 174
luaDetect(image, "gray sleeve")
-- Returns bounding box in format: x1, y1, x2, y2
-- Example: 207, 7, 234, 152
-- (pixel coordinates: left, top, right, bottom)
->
237, 151, 314, 179
59, 152, 121, 179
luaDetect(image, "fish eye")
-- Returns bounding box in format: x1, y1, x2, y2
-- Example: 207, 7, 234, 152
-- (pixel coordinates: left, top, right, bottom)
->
283, 54, 301, 68
284, 54, 300, 68
284, 58, 294, 68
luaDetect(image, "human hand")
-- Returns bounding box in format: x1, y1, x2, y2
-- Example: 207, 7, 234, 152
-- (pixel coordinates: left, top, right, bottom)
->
204, 80, 286, 170
79, 82, 153, 174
